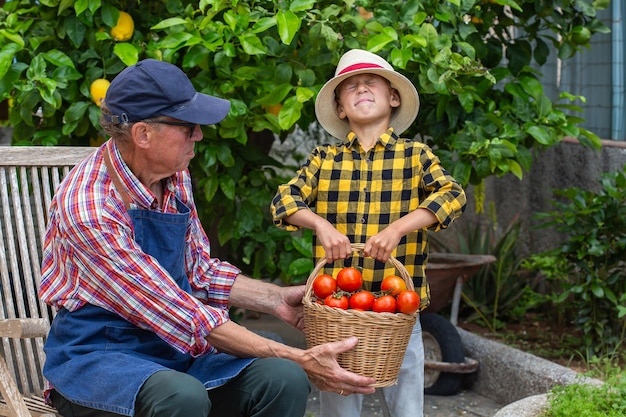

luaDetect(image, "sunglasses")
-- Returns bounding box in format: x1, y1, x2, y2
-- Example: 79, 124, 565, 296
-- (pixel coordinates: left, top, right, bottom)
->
143, 119, 197, 138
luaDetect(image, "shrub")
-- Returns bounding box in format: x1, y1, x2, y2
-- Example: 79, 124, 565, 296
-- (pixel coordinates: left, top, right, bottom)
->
523, 165, 626, 358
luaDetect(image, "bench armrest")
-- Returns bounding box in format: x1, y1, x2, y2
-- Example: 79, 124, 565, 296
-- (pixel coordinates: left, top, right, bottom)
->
0, 318, 50, 338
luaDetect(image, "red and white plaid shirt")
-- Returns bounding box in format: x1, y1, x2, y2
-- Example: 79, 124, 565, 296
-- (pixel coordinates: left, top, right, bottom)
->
39, 141, 240, 357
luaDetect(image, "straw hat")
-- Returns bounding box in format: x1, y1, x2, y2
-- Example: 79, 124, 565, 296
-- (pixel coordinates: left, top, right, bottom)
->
315, 49, 420, 140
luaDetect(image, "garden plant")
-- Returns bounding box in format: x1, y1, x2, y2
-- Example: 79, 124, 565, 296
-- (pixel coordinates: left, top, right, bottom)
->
0, 0, 610, 290
524, 165, 626, 359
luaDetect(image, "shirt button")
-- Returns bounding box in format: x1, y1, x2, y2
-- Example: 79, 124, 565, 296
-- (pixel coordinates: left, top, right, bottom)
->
360, 217, 366, 224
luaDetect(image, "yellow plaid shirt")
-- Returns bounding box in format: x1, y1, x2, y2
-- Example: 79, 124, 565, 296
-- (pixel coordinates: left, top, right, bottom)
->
271, 129, 466, 310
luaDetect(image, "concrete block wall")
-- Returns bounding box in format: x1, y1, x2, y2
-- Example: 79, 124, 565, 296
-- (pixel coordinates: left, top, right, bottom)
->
440, 138, 626, 258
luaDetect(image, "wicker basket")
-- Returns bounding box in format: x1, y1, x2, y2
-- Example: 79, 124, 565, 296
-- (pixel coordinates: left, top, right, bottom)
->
303, 243, 418, 387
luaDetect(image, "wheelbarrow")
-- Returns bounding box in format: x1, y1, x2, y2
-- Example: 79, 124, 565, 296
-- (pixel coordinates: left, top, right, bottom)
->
421, 253, 496, 395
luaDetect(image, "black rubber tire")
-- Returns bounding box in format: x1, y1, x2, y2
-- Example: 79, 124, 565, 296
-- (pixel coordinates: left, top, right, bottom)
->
421, 313, 465, 396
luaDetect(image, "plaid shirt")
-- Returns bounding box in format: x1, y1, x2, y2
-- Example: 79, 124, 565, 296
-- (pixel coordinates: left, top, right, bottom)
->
39, 141, 241, 356
271, 129, 466, 310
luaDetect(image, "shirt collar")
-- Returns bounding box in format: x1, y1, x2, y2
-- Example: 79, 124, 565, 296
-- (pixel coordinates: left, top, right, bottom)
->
105, 140, 179, 209
344, 127, 399, 151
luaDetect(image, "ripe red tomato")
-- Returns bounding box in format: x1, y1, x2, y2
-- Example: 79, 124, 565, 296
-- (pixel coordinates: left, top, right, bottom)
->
348, 290, 375, 311
372, 295, 397, 313
312, 274, 337, 299
396, 290, 420, 314
381, 275, 407, 296
324, 294, 349, 310
336, 267, 363, 292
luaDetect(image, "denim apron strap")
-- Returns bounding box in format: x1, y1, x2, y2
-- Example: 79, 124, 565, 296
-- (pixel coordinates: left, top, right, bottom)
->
43, 146, 254, 416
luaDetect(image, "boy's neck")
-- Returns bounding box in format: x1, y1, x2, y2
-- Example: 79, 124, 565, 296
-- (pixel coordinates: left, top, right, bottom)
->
351, 123, 390, 152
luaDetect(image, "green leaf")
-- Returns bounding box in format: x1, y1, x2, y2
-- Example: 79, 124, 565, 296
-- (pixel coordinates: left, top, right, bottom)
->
0, 43, 21, 80
215, 144, 235, 167
239, 34, 266, 55
577, 128, 602, 150
507, 159, 523, 180
536, 95, 552, 118
219, 174, 236, 200
506, 41, 532, 75
64, 101, 90, 123
33, 76, 59, 107
201, 175, 219, 201
0, 29, 25, 48
519, 76, 544, 101
276, 10, 301, 45
288, 258, 314, 277
292, 234, 313, 257
113, 43, 139, 66
533, 37, 550, 66
558, 42, 575, 60
289, 0, 315, 12
251, 17, 276, 34
295, 86, 314, 103
159, 32, 195, 49
64, 15, 87, 48
592, 0, 611, 9
367, 33, 395, 53
151, 17, 188, 30
58, 0, 75, 14
257, 84, 292, 106
100, 3, 118, 27
74, 0, 90, 16
278, 96, 302, 130
43, 50, 76, 70
590, 284, 604, 298
526, 125, 552, 145
458, 91, 474, 113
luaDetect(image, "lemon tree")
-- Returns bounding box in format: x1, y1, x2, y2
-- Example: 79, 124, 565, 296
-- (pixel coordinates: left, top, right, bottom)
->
0, 0, 610, 283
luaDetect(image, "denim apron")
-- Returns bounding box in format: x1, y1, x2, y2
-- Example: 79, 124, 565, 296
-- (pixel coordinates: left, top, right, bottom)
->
43, 148, 255, 416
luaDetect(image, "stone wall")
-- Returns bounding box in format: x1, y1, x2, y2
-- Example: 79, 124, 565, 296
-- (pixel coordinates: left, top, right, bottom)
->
439, 138, 626, 257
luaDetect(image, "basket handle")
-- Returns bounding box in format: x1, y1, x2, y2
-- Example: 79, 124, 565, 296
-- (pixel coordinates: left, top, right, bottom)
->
304, 243, 415, 301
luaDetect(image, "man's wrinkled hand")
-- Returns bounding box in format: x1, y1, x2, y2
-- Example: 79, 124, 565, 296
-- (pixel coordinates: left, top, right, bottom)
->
301, 337, 376, 396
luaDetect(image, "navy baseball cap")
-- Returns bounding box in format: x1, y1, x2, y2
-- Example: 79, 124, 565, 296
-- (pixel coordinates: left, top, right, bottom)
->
104, 59, 230, 125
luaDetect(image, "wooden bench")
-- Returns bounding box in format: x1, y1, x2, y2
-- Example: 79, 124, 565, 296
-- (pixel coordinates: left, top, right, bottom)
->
0, 146, 95, 417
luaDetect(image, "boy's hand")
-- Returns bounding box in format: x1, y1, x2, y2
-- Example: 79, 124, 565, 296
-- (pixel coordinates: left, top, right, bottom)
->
316, 222, 352, 262
364, 227, 402, 262
283, 210, 351, 262
365, 209, 437, 262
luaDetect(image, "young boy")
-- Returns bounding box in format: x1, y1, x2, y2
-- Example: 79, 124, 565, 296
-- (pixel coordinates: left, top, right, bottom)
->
271, 49, 466, 417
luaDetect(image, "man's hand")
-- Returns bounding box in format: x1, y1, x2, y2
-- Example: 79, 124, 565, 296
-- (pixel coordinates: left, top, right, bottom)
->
274, 285, 306, 330
301, 337, 376, 395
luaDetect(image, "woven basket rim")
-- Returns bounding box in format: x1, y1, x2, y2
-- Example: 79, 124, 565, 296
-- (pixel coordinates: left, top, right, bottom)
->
303, 243, 416, 308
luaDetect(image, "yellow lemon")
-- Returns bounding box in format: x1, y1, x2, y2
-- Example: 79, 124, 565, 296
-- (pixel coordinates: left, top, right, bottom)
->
110, 11, 134, 42
90, 78, 110, 106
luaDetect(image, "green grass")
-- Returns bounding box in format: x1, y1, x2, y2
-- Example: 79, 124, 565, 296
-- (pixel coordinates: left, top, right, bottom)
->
542, 369, 626, 416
